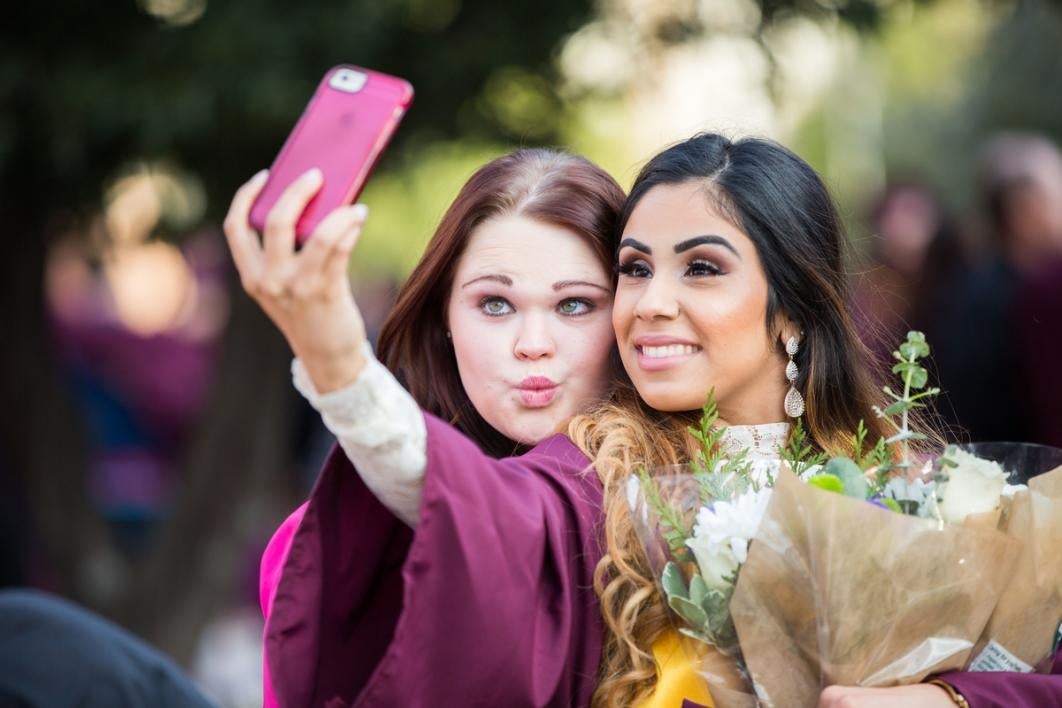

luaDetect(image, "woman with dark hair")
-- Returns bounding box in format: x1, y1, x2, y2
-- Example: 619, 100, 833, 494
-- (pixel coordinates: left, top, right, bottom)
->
569, 133, 1060, 707
571, 132, 895, 707
225, 148, 625, 707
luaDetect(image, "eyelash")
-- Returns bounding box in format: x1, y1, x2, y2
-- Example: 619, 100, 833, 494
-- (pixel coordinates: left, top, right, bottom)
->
616, 261, 651, 278
616, 259, 724, 278
477, 296, 596, 318
687, 259, 723, 277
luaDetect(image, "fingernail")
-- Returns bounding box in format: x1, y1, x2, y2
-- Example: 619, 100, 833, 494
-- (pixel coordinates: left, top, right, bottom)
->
304, 168, 323, 182
351, 204, 369, 219
252, 169, 269, 183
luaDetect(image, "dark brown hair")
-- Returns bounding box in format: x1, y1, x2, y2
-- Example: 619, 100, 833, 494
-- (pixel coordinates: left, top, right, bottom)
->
376, 149, 626, 457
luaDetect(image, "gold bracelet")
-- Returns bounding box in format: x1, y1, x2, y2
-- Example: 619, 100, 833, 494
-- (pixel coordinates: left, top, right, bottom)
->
928, 679, 971, 708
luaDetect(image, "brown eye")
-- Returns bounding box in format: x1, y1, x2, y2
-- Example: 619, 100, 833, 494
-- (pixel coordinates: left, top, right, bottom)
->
687, 260, 722, 277
617, 261, 652, 278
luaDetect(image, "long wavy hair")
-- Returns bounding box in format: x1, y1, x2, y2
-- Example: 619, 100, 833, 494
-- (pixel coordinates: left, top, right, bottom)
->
569, 133, 911, 707
376, 149, 625, 457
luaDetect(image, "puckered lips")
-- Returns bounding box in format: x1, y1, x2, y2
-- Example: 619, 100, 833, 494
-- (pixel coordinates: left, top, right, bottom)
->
633, 335, 702, 372
517, 375, 558, 407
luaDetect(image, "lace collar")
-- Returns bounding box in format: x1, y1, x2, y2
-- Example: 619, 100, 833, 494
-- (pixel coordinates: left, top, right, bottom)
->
718, 422, 790, 462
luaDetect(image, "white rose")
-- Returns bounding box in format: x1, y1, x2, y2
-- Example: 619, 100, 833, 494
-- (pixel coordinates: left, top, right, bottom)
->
686, 487, 772, 590
937, 448, 1009, 524
686, 535, 740, 591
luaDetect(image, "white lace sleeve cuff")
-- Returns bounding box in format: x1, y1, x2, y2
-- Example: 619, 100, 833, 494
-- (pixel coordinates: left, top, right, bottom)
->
291, 342, 426, 527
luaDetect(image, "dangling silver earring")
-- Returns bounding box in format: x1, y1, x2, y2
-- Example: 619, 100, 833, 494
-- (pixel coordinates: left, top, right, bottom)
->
446, 331, 452, 340
784, 335, 805, 418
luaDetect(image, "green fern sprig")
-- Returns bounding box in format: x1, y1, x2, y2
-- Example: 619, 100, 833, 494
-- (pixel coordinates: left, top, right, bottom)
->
688, 390, 756, 500
636, 467, 691, 556
780, 417, 828, 479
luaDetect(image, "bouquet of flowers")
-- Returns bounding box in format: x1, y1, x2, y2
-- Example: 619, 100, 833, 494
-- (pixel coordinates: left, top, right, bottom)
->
628, 399, 773, 708
629, 332, 1048, 707
957, 442, 1062, 673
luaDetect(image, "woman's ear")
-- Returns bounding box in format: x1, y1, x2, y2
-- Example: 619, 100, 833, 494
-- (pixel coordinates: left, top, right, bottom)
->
774, 317, 803, 352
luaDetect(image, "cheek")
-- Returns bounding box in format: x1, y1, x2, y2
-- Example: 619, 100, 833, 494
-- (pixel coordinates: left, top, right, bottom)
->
449, 316, 509, 404
611, 289, 635, 338
581, 316, 617, 367
562, 318, 615, 391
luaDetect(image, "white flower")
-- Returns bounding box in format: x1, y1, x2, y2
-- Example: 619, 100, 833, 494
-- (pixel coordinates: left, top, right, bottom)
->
937, 449, 1010, 524
1002, 483, 1028, 498
686, 487, 772, 590
882, 476, 939, 517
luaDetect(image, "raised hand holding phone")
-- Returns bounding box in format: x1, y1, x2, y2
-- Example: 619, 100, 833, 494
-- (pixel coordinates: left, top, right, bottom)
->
249, 65, 413, 245
226, 64, 413, 392
224, 168, 371, 394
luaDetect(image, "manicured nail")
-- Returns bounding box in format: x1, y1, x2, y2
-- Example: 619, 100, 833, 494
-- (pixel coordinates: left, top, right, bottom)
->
252, 169, 269, 183
351, 204, 369, 219
304, 168, 323, 182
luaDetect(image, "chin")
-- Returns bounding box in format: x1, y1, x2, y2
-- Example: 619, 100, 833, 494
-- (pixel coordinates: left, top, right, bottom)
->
637, 386, 704, 414
504, 419, 560, 447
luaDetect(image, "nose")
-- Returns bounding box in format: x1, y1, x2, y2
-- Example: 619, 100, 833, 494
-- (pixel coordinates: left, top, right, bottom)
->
514, 312, 556, 360
633, 276, 680, 321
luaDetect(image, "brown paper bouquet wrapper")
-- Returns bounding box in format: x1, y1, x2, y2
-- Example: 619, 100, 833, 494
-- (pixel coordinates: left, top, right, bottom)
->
729, 467, 1021, 707
968, 464, 1062, 671
692, 643, 759, 708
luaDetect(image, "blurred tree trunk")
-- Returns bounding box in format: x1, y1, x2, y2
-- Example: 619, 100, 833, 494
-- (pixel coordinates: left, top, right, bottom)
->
0, 207, 295, 664
118, 286, 296, 663
0, 207, 104, 599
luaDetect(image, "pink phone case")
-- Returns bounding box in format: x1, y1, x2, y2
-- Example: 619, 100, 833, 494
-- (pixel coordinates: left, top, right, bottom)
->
249, 65, 414, 244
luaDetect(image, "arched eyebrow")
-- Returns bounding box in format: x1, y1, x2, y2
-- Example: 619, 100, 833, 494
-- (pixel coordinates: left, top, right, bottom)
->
553, 280, 610, 293
461, 274, 512, 288
675, 235, 740, 259
618, 238, 651, 254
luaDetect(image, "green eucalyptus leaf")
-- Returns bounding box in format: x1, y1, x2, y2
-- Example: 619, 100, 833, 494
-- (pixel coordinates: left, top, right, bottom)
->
808, 473, 845, 494
661, 561, 688, 601
902, 331, 930, 358
908, 367, 928, 389
825, 456, 870, 499
669, 594, 709, 629
883, 401, 909, 417
689, 573, 708, 606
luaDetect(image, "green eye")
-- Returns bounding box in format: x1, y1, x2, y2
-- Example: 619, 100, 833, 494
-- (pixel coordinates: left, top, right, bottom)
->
558, 299, 592, 316
480, 297, 514, 316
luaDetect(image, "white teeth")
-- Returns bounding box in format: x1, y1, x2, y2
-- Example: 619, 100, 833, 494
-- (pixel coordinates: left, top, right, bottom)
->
641, 344, 700, 358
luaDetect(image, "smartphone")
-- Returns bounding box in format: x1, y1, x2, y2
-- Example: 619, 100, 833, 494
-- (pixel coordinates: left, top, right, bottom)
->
249, 65, 414, 244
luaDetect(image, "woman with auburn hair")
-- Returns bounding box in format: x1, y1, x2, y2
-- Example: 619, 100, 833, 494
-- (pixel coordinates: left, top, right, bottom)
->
225, 148, 625, 707
570, 132, 1061, 708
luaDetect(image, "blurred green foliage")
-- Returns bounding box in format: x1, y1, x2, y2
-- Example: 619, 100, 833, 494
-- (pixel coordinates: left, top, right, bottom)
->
0, 0, 596, 254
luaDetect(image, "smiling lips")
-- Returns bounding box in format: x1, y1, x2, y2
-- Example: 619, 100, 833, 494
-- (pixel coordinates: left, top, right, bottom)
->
634, 337, 702, 371
517, 376, 558, 408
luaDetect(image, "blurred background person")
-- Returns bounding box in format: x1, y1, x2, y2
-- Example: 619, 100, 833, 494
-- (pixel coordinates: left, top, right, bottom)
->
853, 180, 967, 370
929, 132, 1062, 443
986, 133, 1062, 448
